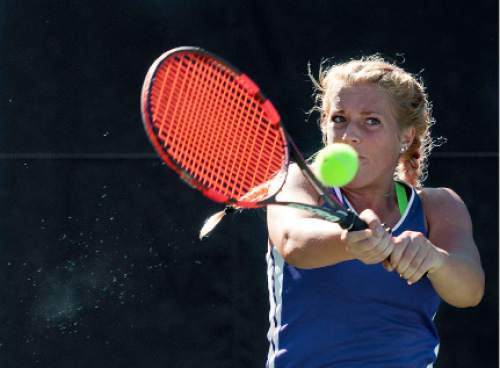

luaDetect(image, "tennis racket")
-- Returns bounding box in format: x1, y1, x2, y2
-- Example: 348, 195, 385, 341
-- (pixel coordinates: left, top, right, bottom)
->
140, 46, 367, 236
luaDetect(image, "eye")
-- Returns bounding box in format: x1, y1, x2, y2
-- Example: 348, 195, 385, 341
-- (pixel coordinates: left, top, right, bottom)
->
366, 117, 381, 126
331, 115, 347, 124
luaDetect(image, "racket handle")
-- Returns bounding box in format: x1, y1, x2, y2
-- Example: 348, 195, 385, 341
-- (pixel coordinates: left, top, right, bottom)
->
342, 209, 368, 232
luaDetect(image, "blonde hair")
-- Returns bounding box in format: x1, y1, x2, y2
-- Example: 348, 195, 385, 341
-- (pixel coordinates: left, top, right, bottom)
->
310, 55, 439, 188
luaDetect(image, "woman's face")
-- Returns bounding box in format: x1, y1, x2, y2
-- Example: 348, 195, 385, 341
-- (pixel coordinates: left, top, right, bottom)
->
325, 81, 414, 188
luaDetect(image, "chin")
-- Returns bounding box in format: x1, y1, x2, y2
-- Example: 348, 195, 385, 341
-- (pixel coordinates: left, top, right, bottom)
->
344, 177, 364, 189
344, 171, 377, 189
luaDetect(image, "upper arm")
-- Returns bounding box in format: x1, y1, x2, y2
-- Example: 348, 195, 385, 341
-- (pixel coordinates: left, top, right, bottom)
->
266, 163, 321, 247
267, 163, 350, 267
421, 187, 481, 262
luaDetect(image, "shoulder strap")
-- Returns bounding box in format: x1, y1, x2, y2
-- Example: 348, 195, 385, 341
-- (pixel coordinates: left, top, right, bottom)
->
395, 181, 408, 215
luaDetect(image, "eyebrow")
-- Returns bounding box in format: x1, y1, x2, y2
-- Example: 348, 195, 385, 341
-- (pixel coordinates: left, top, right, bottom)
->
360, 111, 383, 116
331, 109, 384, 116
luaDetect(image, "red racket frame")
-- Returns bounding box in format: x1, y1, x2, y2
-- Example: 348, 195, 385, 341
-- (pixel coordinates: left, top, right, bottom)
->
141, 47, 366, 230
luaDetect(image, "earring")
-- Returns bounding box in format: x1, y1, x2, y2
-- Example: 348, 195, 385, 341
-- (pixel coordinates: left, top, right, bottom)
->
400, 145, 407, 153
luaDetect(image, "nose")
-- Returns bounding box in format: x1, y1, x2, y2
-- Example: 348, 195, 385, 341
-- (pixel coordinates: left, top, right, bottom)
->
342, 123, 361, 144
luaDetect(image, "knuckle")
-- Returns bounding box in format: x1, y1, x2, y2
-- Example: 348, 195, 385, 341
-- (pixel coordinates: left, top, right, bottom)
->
397, 262, 408, 273
413, 272, 424, 282
410, 258, 421, 269
403, 267, 413, 276
360, 210, 380, 226
409, 274, 421, 284
407, 246, 419, 257
385, 236, 394, 248
399, 237, 411, 248
375, 243, 387, 256
340, 231, 347, 242
384, 247, 392, 258
389, 255, 397, 268
358, 209, 372, 220
379, 231, 389, 243
405, 270, 416, 280
411, 232, 423, 240
392, 246, 403, 259
364, 239, 377, 251
360, 256, 373, 265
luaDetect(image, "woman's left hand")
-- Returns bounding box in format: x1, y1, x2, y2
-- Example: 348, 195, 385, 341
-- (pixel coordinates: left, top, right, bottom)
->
386, 231, 449, 285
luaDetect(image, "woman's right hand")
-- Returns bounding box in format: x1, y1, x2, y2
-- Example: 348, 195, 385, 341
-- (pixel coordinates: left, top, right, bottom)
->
340, 209, 393, 265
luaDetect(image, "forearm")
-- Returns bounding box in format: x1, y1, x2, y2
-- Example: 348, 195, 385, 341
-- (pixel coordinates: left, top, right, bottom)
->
276, 218, 355, 269
427, 250, 485, 308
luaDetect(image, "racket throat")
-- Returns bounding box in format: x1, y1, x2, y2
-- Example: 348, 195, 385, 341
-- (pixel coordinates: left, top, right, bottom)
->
280, 202, 345, 222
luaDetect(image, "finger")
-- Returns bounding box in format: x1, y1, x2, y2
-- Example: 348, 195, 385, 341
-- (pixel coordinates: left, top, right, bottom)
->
380, 231, 394, 258
407, 256, 434, 285
345, 236, 378, 256
390, 236, 408, 268
364, 233, 393, 263
358, 209, 384, 237
395, 243, 419, 275
340, 229, 348, 243
398, 232, 426, 276
343, 228, 374, 244
367, 231, 393, 262
402, 245, 429, 281
382, 259, 393, 272
427, 247, 448, 274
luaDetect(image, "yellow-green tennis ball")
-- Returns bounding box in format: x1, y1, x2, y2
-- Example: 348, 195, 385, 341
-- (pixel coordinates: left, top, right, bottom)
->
314, 143, 359, 187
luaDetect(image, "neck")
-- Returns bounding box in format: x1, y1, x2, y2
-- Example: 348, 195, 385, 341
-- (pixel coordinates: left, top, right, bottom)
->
341, 178, 398, 217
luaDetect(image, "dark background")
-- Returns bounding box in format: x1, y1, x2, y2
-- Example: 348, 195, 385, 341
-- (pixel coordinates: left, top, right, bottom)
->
0, 1, 498, 367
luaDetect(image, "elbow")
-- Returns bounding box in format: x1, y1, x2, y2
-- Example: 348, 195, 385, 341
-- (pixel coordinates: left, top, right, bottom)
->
451, 292, 483, 308
449, 272, 485, 308
470, 293, 484, 308
468, 272, 486, 307
278, 233, 311, 269
468, 270, 486, 307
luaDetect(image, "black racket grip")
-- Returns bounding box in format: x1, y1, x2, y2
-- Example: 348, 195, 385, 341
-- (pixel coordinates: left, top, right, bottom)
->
342, 209, 368, 232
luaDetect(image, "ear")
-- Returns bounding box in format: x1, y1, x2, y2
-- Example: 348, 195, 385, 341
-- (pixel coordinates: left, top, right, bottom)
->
400, 126, 416, 148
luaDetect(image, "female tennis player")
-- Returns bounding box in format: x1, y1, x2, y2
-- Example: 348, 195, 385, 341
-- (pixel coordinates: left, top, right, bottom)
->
266, 56, 484, 367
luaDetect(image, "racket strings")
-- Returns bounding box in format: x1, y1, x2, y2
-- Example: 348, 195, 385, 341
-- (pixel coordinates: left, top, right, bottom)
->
226, 78, 260, 197
181, 57, 217, 176
149, 52, 286, 201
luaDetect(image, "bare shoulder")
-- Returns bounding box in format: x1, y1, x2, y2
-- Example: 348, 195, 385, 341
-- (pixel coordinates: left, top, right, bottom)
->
418, 187, 474, 249
275, 162, 320, 204
418, 187, 470, 218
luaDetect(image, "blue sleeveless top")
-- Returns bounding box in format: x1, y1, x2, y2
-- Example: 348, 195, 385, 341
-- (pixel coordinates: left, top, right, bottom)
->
266, 184, 441, 368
